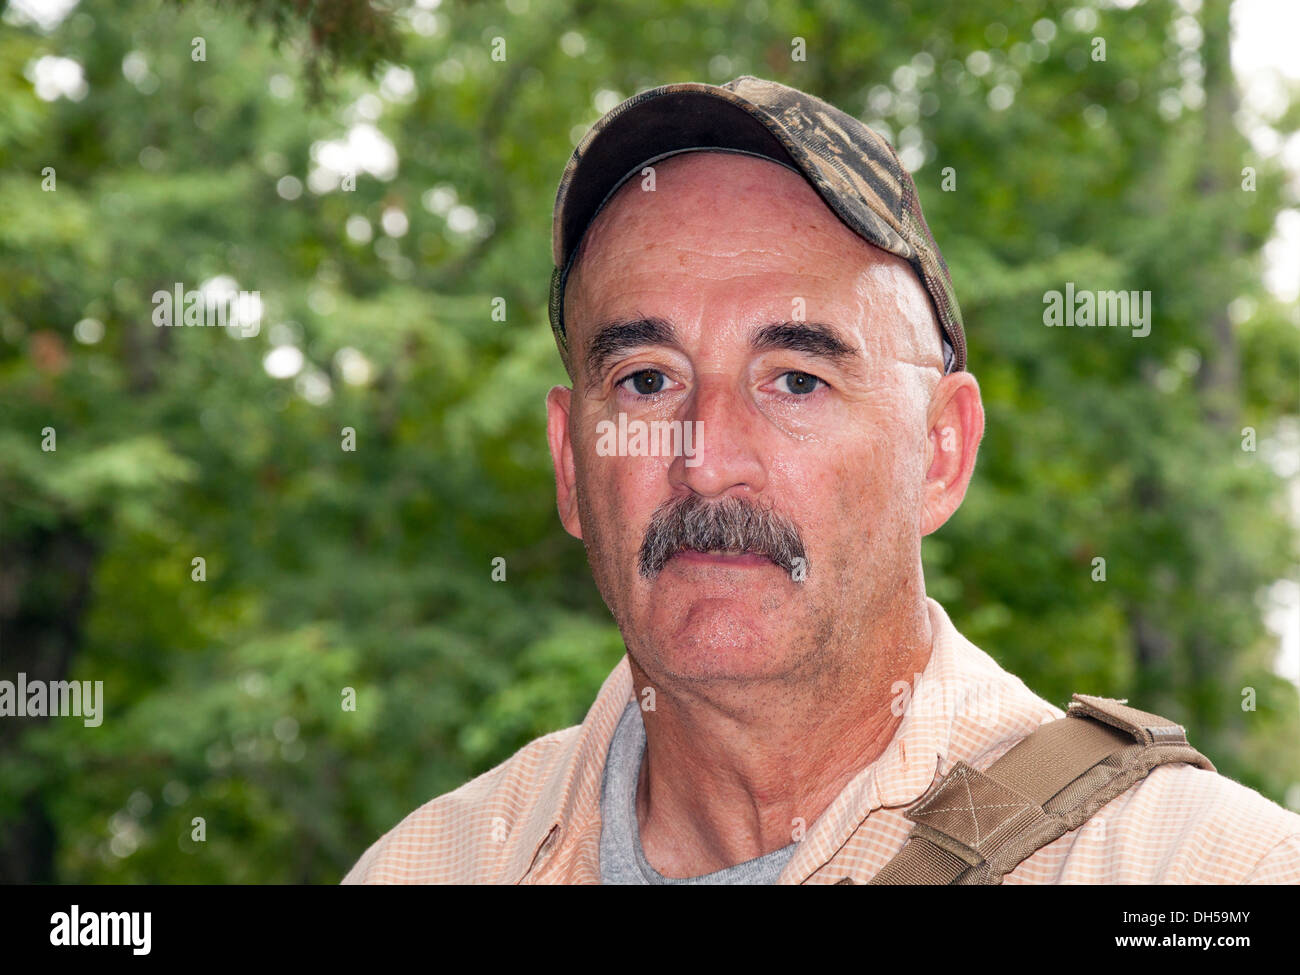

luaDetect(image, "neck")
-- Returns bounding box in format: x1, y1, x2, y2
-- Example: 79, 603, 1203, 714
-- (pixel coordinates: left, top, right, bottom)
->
627, 592, 935, 878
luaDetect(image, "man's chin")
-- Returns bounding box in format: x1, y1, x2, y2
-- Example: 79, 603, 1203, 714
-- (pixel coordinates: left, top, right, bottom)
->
642, 551, 801, 629
633, 593, 800, 684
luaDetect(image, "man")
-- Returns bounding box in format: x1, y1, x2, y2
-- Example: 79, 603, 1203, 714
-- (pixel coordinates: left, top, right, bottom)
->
343, 76, 1300, 884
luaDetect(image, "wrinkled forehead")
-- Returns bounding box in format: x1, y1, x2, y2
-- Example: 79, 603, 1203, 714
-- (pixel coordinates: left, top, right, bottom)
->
568, 151, 861, 281
563, 151, 942, 373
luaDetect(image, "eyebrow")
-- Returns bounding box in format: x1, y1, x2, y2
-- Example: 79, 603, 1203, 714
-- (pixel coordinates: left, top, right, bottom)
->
750, 321, 860, 362
584, 317, 680, 384
581, 316, 862, 389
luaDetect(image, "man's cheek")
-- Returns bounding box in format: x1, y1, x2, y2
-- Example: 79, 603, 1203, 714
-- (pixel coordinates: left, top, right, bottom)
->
577, 454, 650, 551
584, 436, 672, 498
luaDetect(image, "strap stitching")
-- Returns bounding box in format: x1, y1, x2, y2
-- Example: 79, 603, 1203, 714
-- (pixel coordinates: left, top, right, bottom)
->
914, 766, 1033, 846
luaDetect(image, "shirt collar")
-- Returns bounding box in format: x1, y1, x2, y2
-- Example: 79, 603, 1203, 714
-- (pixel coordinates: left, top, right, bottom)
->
508, 656, 633, 883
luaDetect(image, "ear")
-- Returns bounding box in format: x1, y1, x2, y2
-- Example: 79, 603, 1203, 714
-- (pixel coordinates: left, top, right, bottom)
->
920, 372, 984, 536
546, 385, 583, 539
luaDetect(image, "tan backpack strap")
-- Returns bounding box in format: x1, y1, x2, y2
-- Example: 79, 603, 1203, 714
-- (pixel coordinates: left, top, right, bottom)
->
865, 694, 1215, 885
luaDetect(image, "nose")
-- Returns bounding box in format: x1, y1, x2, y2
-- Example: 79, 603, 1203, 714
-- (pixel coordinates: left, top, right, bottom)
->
668, 372, 768, 499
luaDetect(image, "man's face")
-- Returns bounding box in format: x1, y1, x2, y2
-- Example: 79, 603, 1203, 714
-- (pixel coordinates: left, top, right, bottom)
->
548, 151, 949, 689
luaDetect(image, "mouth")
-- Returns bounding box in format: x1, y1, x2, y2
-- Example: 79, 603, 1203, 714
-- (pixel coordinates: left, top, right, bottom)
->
671, 548, 776, 568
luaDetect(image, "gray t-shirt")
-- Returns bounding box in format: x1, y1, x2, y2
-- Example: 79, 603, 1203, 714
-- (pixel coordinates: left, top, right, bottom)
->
599, 699, 798, 884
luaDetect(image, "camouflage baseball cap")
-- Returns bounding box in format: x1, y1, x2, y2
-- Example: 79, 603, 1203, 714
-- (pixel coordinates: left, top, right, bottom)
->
548, 75, 966, 376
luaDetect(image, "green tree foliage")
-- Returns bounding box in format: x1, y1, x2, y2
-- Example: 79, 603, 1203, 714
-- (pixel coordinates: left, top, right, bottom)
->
0, 0, 1295, 882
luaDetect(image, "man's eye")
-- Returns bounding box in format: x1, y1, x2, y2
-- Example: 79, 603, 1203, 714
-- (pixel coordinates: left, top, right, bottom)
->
779, 371, 823, 395
618, 369, 668, 395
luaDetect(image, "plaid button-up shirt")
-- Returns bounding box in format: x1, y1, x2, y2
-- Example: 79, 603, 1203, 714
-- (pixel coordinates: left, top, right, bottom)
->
342, 598, 1300, 884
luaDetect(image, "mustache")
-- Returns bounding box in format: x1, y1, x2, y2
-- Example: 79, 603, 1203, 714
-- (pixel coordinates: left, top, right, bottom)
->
637, 494, 808, 579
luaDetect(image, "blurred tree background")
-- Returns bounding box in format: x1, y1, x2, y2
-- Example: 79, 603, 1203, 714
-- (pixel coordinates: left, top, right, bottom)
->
0, 0, 1297, 882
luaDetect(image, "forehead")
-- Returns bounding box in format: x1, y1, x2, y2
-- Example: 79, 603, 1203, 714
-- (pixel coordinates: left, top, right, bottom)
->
568, 151, 870, 287
563, 151, 933, 363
